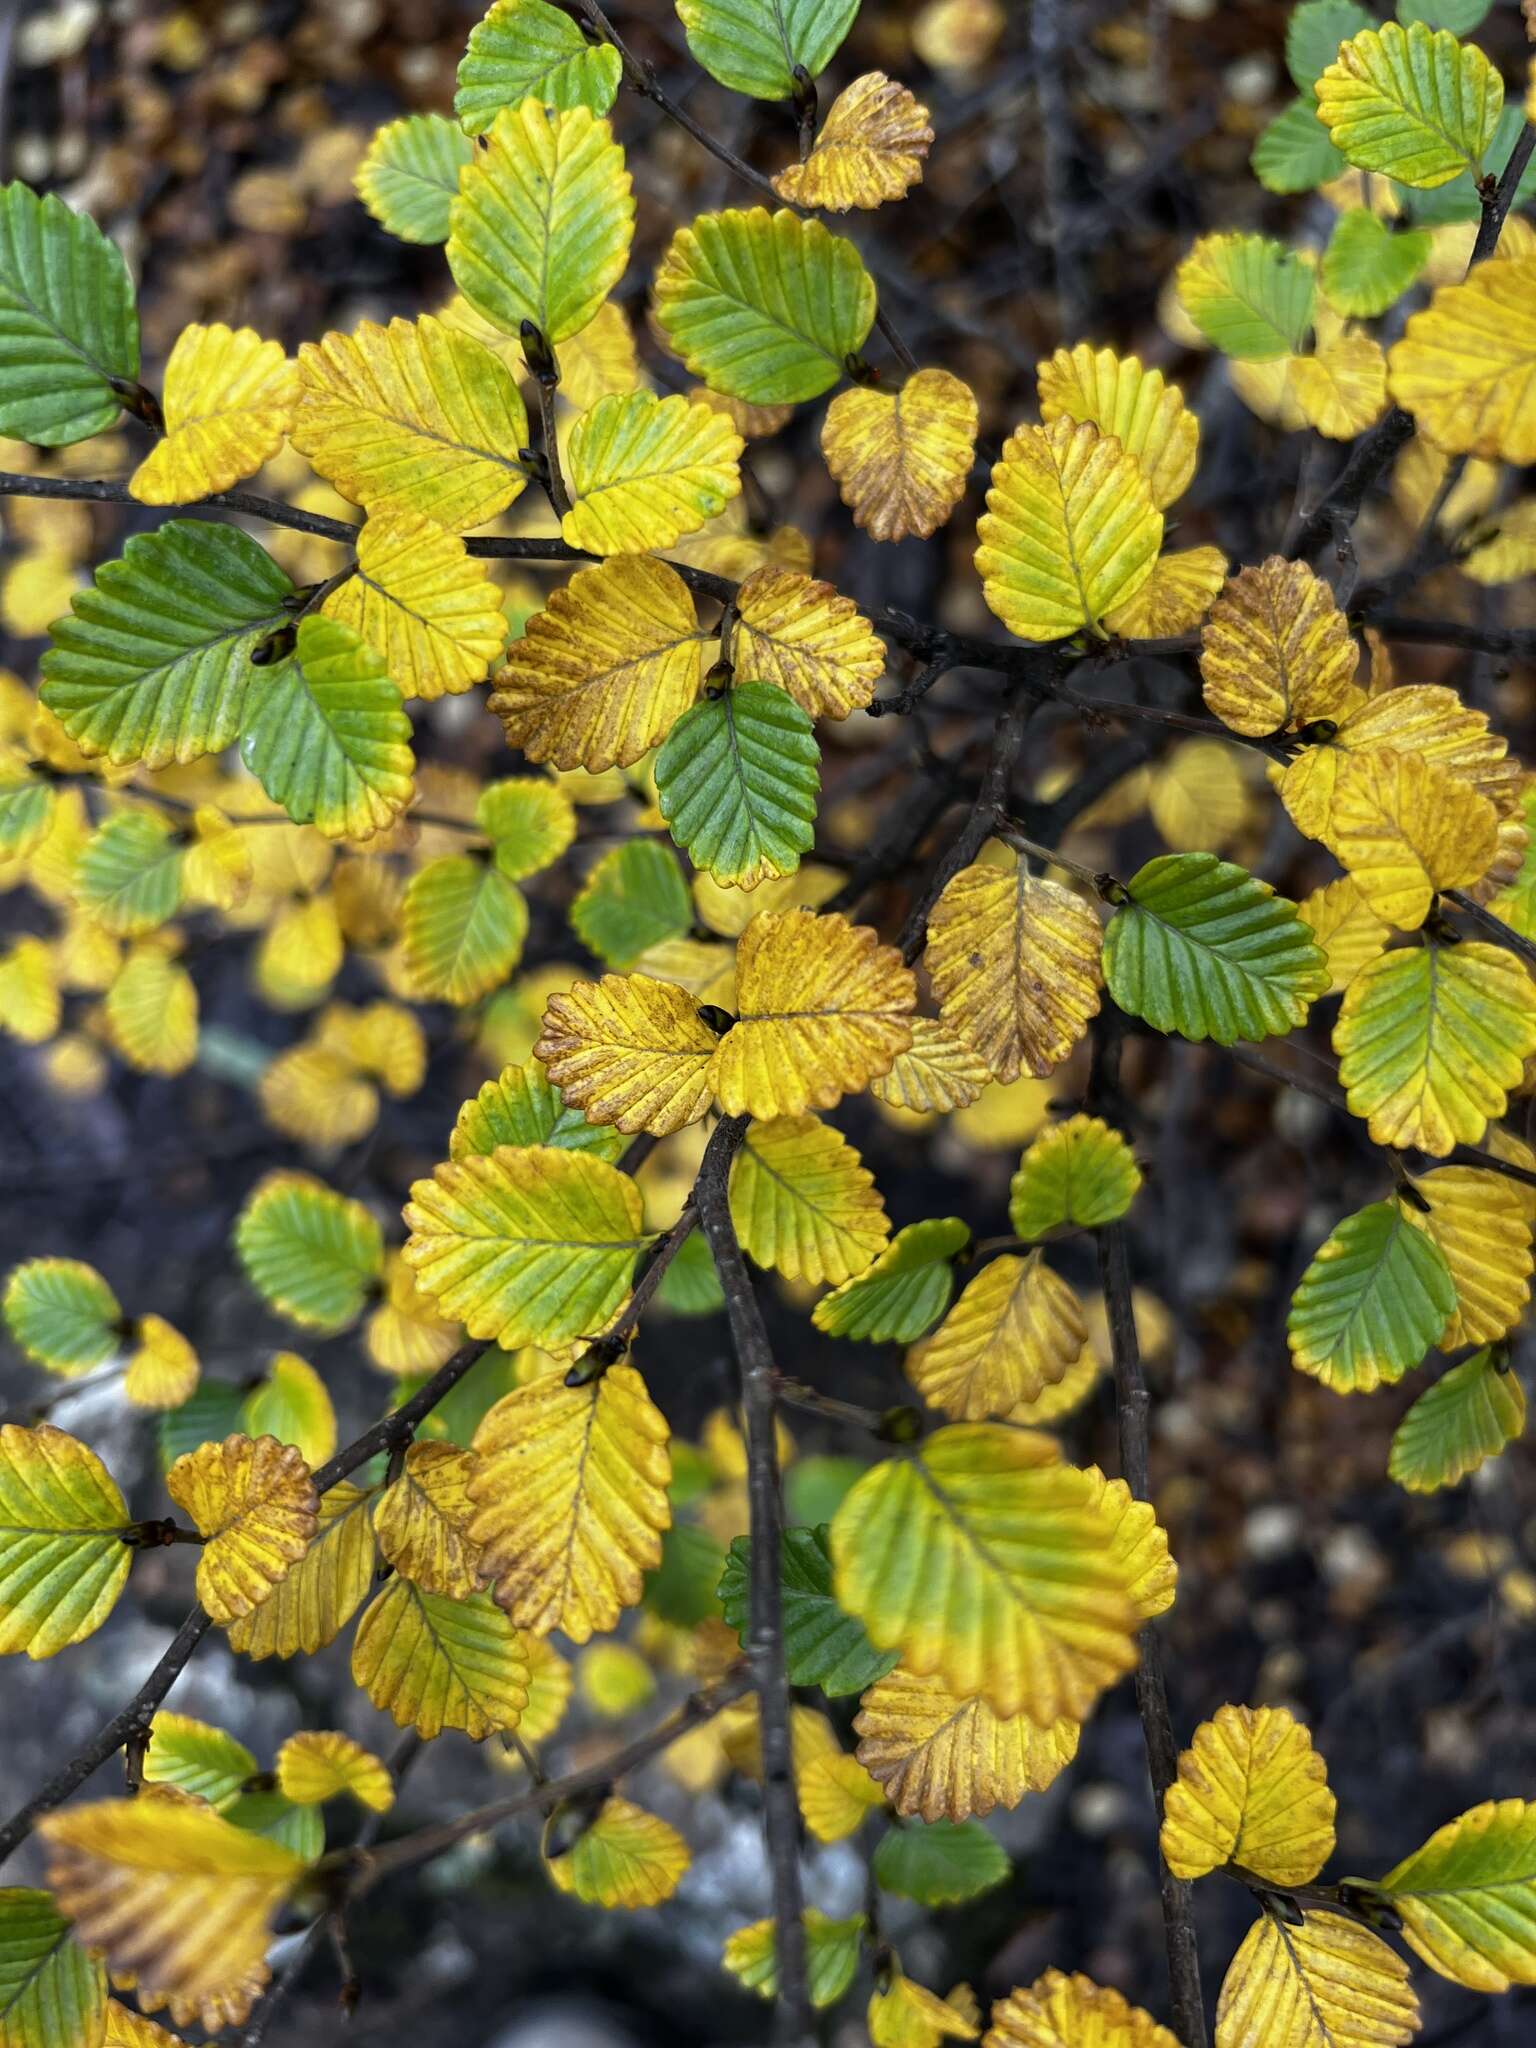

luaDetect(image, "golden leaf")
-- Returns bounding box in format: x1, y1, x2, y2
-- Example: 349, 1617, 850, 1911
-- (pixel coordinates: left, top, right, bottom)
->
1296, 876, 1390, 996
984, 1971, 1180, 2048
1388, 256, 1536, 463
1085, 1470, 1177, 1620
1323, 747, 1498, 929
350, 1578, 529, 1740
39, 1798, 305, 2009
707, 908, 915, 1119
1290, 333, 1389, 440
870, 1968, 978, 2048
1160, 1704, 1335, 1884
1036, 344, 1198, 508
774, 72, 932, 209
468, 1365, 671, 1642
1103, 546, 1227, 638
562, 391, 743, 556
373, 1440, 485, 1597
129, 324, 297, 504
123, 1315, 200, 1411
225, 1481, 376, 1659
854, 1666, 1079, 1822
729, 1113, 890, 1285
868, 1016, 992, 1114
820, 369, 978, 542
1214, 1910, 1418, 2048
165, 1434, 317, 1625
488, 555, 705, 772
976, 418, 1163, 641
275, 1729, 393, 1812
1146, 739, 1251, 854
534, 972, 719, 1135
1199, 556, 1358, 737
322, 512, 506, 701
731, 565, 887, 718
1405, 1165, 1533, 1349
926, 856, 1102, 1082
798, 1748, 886, 1842
906, 1251, 1085, 1420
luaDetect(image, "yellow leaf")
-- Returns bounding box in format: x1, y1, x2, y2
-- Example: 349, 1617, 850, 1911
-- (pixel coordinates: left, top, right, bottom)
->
123, 1315, 200, 1410
314, 1000, 425, 1094
489, 555, 705, 772
831, 1424, 1141, 1723
39, 1798, 305, 2010
468, 1364, 671, 1642
1405, 1165, 1533, 1349
103, 1999, 184, 2047
820, 371, 978, 543
402, 1145, 647, 1349
688, 384, 795, 439
1296, 877, 1390, 996
562, 391, 742, 555
1006, 1340, 1102, 1427
984, 1970, 1180, 2048
164, 1434, 318, 1625
514, 1635, 575, 1748
275, 1730, 393, 1812
252, 892, 342, 1012
1103, 546, 1227, 638
1, 547, 79, 638
181, 807, 252, 914
365, 1251, 461, 1377
1388, 256, 1536, 463
1200, 556, 1359, 737
260, 1044, 379, 1149
706, 908, 916, 1119
322, 513, 506, 701
1160, 1704, 1335, 1884
1390, 434, 1498, 532
534, 972, 719, 1136
555, 298, 642, 411
1461, 498, 1536, 585
577, 1641, 655, 1719
774, 72, 932, 209
129, 324, 297, 504
870, 1968, 978, 2048
545, 1796, 689, 1908
1036, 345, 1199, 509
225, 1481, 376, 1659
1214, 1910, 1418, 2048
1324, 747, 1498, 928
1085, 1470, 1176, 1620
1146, 739, 1251, 854
854, 1666, 1078, 1822
1334, 941, 1536, 1155
292, 315, 530, 530
373, 1439, 484, 1597
906, 1252, 1086, 1420
731, 565, 888, 719
868, 1016, 992, 1114
729, 1113, 889, 1285
926, 855, 1103, 1082
0, 935, 60, 1044
976, 418, 1163, 641
1289, 333, 1389, 440
350, 1578, 529, 1739
798, 1748, 885, 1841
104, 945, 197, 1075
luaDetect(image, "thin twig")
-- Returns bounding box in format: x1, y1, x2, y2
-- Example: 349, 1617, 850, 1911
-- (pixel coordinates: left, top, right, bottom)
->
899, 691, 1033, 962
693, 1115, 812, 2046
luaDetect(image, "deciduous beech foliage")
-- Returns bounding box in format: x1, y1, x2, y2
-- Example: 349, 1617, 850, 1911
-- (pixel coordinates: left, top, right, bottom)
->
1, 0, 1536, 2043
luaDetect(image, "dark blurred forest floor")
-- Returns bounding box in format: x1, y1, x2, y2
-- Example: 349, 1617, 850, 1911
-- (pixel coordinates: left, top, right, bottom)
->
2, 0, 1536, 2042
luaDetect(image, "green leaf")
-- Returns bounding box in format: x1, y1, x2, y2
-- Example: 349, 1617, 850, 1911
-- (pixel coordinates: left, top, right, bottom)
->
0, 1422, 133, 1659
570, 839, 692, 967
1252, 97, 1346, 192
1288, 1198, 1455, 1394
475, 776, 576, 880
241, 1353, 336, 1469
811, 1218, 968, 1344
873, 1818, 1010, 1905
1008, 1114, 1141, 1238
656, 681, 819, 888
723, 1909, 865, 2009
645, 1522, 726, 1626
0, 1888, 107, 2048
402, 855, 528, 1004
1315, 20, 1502, 190
1320, 209, 1432, 317
1286, 0, 1374, 90
40, 521, 294, 769
719, 1525, 899, 1697
1177, 234, 1316, 360
158, 1379, 246, 1472
451, 1060, 624, 1163
1374, 1799, 1536, 1992
447, 101, 632, 345
0, 775, 53, 861
676, 0, 859, 100
394, 1349, 520, 1451
234, 1172, 384, 1333
1396, 0, 1491, 32
240, 615, 416, 842
0, 182, 138, 446
654, 207, 876, 405
142, 1710, 258, 1804
355, 114, 475, 245
785, 1455, 865, 1528
74, 810, 186, 938
221, 1788, 325, 1862
1389, 1348, 1525, 1493
3, 1260, 120, 1374
657, 1230, 726, 1316
1102, 853, 1329, 1045
456, 0, 622, 133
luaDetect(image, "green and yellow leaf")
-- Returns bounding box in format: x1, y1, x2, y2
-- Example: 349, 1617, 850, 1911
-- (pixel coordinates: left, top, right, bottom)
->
0, 1423, 132, 1659
129, 324, 296, 505
350, 1578, 529, 1740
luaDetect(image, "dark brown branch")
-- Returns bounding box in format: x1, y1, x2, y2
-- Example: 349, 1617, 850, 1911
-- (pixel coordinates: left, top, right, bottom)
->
693, 1115, 811, 2046
1364, 614, 1536, 660
1447, 891, 1536, 972
1090, 1021, 1208, 2048
572, 1204, 700, 1375
899, 691, 1033, 962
